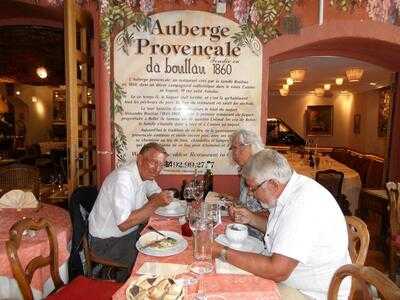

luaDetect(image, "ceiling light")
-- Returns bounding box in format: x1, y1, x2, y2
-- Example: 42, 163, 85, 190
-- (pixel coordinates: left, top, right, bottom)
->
346, 68, 364, 82
32, 96, 38, 103
290, 69, 306, 82
314, 88, 325, 97
16, 90, 21, 95
369, 82, 377, 86
282, 84, 289, 90
36, 67, 48, 79
324, 84, 331, 91
279, 88, 289, 96
286, 78, 294, 86
335, 78, 344, 85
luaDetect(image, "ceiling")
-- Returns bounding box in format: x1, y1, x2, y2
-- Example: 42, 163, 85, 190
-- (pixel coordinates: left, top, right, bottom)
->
269, 56, 393, 96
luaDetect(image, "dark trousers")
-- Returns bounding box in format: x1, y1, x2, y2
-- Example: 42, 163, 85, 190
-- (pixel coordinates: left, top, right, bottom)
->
89, 225, 144, 281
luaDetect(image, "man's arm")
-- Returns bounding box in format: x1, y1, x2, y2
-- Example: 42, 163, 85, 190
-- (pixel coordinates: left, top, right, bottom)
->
230, 207, 268, 233
117, 191, 172, 232
213, 244, 298, 282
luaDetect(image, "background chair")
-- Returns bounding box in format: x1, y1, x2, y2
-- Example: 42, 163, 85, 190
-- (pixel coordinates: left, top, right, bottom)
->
6, 217, 121, 300
328, 264, 400, 300
0, 163, 40, 198
68, 186, 128, 280
386, 182, 400, 280
316, 169, 351, 216
346, 216, 370, 265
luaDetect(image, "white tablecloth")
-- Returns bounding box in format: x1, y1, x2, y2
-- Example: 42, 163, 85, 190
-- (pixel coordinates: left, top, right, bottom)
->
287, 155, 362, 214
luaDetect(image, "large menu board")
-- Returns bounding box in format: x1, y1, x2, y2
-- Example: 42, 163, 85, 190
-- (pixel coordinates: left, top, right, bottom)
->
113, 10, 262, 174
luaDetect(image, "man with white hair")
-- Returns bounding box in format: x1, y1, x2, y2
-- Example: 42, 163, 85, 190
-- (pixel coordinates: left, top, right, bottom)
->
213, 149, 351, 300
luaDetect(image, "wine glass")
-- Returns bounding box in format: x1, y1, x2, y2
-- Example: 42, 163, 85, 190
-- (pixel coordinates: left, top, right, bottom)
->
193, 180, 205, 202
183, 182, 194, 202
206, 203, 221, 229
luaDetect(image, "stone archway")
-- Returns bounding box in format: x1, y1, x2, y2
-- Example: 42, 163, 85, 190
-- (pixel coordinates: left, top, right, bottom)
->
262, 20, 400, 181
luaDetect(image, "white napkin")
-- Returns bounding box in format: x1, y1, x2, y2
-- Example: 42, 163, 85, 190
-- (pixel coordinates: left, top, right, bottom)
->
215, 258, 251, 275
0, 190, 38, 209
205, 191, 221, 203
137, 262, 189, 277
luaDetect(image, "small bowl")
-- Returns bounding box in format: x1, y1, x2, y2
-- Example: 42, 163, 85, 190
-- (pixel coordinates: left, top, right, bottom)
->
225, 223, 248, 245
164, 200, 181, 211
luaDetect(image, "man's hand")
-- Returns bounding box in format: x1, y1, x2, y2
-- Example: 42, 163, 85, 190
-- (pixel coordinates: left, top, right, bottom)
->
149, 190, 174, 208
229, 206, 253, 225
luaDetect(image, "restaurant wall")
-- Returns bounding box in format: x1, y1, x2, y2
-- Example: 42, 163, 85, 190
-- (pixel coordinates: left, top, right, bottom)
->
349, 89, 387, 156
14, 84, 55, 146
268, 92, 353, 147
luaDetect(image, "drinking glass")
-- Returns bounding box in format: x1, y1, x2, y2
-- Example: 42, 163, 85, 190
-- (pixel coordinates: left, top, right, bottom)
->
183, 182, 194, 202
206, 203, 221, 229
193, 180, 205, 202
190, 218, 214, 275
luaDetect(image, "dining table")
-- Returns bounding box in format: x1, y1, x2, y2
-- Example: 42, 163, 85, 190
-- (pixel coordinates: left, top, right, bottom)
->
112, 214, 281, 300
0, 203, 71, 300
286, 154, 362, 214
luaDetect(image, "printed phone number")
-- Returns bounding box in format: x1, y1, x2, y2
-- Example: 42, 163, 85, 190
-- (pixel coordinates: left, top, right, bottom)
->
165, 160, 215, 169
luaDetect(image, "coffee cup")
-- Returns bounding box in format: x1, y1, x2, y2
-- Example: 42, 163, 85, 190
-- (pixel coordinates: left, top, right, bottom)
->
225, 223, 248, 245
164, 200, 181, 212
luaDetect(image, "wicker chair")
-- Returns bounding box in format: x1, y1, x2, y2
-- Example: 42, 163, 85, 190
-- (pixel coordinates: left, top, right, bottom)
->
316, 169, 351, 215
346, 216, 370, 265
0, 164, 40, 198
387, 182, 400, 280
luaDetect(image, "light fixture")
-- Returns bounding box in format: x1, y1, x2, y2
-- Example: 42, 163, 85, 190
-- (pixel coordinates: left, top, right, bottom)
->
286, 78, 294, 86
335, 77, 344, 85
36, 67, 47, 79
340, 90, 350, 94
314, 88, 325, 97
16, 90, 21, 95
290, 69, 306, 82
279, 88, 289, 96
32, 96, 38, 103
282, 84, 289, 90
0, 97, 9, 113
346, 68, 364, 82
324, 83, 331, 90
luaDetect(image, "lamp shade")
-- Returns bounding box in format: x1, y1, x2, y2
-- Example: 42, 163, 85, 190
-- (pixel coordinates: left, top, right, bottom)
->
346, 68, 363, 82
279, 88, 289, 96
290, 69, 306, 82
335, 77, 344, 85
282, 84, 289, 90
36, 67, 48, 79
286, 78, 294, 86
324, 83, 331, 90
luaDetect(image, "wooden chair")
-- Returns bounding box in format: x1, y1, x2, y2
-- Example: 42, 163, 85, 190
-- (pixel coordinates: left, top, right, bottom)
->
5, 217, 122, 300
386, 182, 400, 280
328, 264, 400, 300
316, 169, 351, 216
0, 163, 40, 198
346, 216, 370, 265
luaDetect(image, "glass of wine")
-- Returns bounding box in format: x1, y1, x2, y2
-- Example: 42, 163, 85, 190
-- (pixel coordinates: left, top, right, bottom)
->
193, 180, 205, 202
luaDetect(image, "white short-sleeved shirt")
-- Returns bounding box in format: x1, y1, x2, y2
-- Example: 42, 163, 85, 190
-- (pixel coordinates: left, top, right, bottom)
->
264, 171, 351, 300
89, 160, 161, 239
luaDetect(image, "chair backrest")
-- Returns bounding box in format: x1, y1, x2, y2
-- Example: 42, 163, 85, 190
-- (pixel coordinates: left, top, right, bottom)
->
386, 182, 400, 236
328, 264, 400, 300
0, 164, 40, 198
330, 148, 347, 164
316, 169, 344, 199
5, 218, 64, 300
345, 216, 370, 265
364, 159, 384, 188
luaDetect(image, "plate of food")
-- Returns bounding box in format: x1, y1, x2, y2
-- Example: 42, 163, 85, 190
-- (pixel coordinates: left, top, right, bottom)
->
136, 230, 188, 257
155, 200, 187, 218
126, 275, 184, 300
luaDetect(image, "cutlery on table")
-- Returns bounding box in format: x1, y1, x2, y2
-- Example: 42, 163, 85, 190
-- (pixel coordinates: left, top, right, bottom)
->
147, 225, 177, 243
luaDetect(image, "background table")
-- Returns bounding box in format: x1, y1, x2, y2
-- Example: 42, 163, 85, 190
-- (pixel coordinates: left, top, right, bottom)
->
287, 155, 362, 214
0, 204, 71, 299
113, 216, 280, 300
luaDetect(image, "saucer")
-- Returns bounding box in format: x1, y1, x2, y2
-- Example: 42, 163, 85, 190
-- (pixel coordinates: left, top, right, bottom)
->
215, 234, 264, 254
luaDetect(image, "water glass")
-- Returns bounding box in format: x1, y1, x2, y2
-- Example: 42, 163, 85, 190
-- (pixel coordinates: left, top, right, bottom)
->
191, 219, 214, 275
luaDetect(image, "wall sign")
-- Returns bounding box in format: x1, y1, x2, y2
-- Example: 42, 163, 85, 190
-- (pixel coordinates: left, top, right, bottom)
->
113, 10, 262, 174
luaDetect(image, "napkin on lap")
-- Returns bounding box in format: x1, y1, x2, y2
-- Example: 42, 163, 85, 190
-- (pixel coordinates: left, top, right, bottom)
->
215, 258, 251, 275
137, 262, 189, 277
0, 190, 38, 209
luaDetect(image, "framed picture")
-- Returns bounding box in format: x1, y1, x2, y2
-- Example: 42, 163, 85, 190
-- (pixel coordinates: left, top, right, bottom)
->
305, 105, 333, 136
353, 114, 361, 134
377, 88, 391, 137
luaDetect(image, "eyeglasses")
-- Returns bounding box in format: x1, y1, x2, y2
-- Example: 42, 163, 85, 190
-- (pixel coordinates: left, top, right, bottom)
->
229, 143, 249, 151
247, 179, 268, 194
144, 156, 165, 169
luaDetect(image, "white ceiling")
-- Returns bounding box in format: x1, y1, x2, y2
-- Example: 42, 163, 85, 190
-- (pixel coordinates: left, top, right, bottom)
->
269, 56, 393, 96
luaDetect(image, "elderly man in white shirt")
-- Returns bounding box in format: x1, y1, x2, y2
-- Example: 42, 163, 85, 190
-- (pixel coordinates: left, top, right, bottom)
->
89, 142, 173, 280
213, 149, 351, 300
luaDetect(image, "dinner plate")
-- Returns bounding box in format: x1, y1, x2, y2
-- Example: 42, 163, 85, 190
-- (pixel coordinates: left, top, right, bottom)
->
136, 230, 188, 257
215, 234, 265, 254
155, 200, 187, 217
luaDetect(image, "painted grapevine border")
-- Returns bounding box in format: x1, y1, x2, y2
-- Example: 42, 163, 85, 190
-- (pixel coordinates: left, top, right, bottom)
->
112, 82, 128, 162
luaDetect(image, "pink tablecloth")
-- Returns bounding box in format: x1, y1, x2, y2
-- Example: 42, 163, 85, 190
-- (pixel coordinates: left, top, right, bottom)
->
113, 217, 280, 300
0, 204, 71, 291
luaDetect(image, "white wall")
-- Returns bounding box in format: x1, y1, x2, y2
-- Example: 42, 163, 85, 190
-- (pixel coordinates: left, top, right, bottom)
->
268, 89, 387, 156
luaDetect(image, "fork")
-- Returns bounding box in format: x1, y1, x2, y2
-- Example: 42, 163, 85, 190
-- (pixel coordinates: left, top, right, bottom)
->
148, 225, 177, 242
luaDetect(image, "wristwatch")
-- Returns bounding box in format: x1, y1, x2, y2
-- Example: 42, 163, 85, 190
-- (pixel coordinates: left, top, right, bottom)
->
219, 245, 229, 262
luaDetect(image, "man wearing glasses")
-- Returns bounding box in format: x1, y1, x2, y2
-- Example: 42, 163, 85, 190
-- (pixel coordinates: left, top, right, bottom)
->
213, 149, 350, 300
89, 142, 173, 281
